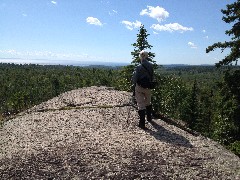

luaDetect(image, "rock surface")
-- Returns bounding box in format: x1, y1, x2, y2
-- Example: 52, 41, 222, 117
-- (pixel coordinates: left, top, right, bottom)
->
1, 86, 240, 179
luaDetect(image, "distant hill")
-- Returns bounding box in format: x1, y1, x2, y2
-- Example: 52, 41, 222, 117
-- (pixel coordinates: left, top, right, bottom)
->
0, 58, 130, 67
162, 64, 215, 68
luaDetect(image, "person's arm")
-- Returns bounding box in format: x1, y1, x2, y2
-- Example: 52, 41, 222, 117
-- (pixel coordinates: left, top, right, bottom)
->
151, 66, 154, 81
132, 66, 140, 95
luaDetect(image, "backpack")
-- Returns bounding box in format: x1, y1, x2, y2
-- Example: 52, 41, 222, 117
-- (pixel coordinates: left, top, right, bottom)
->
137, 76, 152, 88
137, 64, 156, 89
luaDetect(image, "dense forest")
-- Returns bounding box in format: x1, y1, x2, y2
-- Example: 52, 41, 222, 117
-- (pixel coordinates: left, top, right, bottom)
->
0, 63, 240, 157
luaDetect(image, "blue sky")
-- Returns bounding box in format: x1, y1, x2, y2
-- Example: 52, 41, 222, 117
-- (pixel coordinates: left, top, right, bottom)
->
0, 0, 236, 65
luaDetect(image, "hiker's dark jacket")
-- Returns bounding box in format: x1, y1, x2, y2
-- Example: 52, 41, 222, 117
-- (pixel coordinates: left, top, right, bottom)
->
132, 59, 153, 86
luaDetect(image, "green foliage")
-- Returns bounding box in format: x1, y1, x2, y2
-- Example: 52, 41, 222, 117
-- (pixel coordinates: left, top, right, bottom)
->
188, 79, 199, 129
228, 141, 240, 157
117, 24, 158, 92
206, 0, 240, 67
196, 88, 214, 135
224, 69, 240, 102
223, 69, 240, 140
208, 70, 239, 147
156, 65, 240, 157
0, 63, 116, 116
211, 109, 237, 145
115, 65, 135, 92
131, 25, 157, 68
152, 74, 189, 119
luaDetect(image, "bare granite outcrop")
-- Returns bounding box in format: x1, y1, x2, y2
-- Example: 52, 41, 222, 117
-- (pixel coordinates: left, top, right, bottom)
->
1, 86, 240, 179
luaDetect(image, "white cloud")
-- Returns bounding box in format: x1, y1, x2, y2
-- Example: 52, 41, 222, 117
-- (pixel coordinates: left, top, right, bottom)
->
51, 1, 57, 5
86, 17, 103, 26
22, 13, 27, 17
188, 42, 197, 49
188, 42, 194, 46
151, 23, 193, 33
202, 30, 206, 33
0, 49, 18, 55
140, 6, 169, 22
204, 35, 209, 39
121, 20, 142, 30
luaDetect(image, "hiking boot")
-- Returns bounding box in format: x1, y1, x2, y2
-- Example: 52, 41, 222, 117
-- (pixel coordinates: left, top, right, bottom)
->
146, 105, 152, 122
138, 109, 146, 129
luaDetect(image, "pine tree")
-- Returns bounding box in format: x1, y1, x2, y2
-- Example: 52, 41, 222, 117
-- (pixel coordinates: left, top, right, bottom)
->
131, 25, 158, 69
188, 79, 199, 129
206, 0, 240, 156
206, 0, 240, 67
117, 24, 158, 91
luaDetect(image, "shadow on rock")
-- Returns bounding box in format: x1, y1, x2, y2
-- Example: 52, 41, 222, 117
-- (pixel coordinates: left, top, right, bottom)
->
147, 120, 194, 148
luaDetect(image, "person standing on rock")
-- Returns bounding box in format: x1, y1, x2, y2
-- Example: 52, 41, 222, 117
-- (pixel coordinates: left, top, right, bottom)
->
132, 50, 154, 129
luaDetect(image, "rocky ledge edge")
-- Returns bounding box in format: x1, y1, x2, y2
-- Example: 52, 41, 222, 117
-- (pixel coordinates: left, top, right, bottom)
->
1, 86, 240, 179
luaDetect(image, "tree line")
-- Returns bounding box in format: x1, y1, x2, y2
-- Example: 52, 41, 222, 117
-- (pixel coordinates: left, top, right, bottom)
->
0, 63, 117, 116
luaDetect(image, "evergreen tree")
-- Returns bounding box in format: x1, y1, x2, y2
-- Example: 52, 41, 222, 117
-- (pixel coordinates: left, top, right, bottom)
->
205, 0, 240, 156
117, 24, 157, 91
206, 0, 240, 67
187, 79, 199, 129
131, 25, 158, 69
224, 70, 240, 140
179, 79, 202, 130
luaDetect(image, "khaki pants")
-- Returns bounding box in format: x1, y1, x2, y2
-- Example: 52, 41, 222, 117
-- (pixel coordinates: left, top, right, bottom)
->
135, 84, 151, 110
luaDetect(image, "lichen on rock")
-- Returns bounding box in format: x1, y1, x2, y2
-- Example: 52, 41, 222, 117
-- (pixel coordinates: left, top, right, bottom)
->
1, 86, 240, 179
